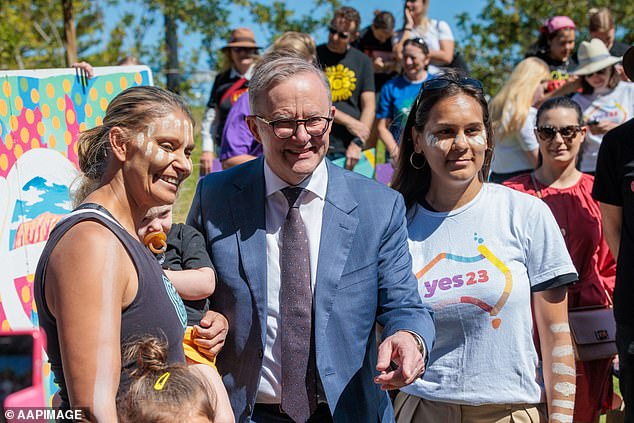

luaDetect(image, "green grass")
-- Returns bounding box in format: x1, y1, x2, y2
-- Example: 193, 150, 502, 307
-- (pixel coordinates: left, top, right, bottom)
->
173, 105, 204, 223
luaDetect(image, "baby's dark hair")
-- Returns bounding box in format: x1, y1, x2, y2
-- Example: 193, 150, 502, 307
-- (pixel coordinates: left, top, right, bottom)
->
118, 336, 215, 423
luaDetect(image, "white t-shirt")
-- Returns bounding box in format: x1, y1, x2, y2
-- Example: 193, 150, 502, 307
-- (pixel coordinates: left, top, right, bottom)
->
394, 19, 454, 75
573, 81, 634, 173
491, 107, 539, 174
402, 183, 576, 405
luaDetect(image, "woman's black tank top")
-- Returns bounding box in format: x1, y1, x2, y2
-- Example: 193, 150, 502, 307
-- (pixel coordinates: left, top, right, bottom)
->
34, 204, 186, 408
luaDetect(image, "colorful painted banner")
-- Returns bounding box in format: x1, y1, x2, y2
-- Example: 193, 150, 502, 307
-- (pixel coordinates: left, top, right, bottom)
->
0, 65, 152, 402
331, 147, 376, 179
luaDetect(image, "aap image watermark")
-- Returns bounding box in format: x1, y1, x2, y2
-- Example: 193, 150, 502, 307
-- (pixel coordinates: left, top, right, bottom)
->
3, 407, 88, 422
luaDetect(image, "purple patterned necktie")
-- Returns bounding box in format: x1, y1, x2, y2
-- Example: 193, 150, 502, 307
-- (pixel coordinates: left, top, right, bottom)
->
280, 187, 317, 422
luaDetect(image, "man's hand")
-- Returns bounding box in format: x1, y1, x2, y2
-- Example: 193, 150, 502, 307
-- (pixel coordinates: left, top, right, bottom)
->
192, 310, 228, 360
345, 119, 370, 143
200, 151, 214, 176
345, 142, 362, 170
374, 331, 425, 391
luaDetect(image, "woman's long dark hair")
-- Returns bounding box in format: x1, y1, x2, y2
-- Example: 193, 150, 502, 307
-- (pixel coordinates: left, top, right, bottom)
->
391, 71, 494, 211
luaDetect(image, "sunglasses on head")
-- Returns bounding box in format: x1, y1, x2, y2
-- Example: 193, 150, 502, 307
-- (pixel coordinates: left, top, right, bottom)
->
404, 37, 429, 50
328, 26, 351, 40
535, 125, 582, 142
422, 77, 484, 92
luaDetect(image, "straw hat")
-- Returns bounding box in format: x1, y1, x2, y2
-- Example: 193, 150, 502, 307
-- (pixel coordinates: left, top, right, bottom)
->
222, 28, 260, 50
623, 45, 634, 81
572, 38, 621, 76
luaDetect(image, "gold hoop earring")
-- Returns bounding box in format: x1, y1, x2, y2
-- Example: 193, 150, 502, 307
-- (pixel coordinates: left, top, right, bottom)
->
410, 152, 427, 170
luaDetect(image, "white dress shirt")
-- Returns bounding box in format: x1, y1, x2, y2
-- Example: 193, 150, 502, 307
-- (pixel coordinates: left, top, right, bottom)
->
256, 159, 328, 403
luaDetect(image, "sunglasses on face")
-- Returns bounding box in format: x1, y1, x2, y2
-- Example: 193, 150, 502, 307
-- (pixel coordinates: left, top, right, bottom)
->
586, 67, 610, 77
232, 47, 258, 55
422, 77, 484, 92
535, 125, 583, 142
328, 26, 351, 40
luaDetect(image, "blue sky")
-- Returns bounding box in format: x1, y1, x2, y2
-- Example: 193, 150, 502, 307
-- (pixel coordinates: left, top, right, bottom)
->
228, 0, 487, 48
104, 1, 488, 103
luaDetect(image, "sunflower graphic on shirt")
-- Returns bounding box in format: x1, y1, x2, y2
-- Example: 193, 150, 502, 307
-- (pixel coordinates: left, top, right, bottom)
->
325, 64, 357, 102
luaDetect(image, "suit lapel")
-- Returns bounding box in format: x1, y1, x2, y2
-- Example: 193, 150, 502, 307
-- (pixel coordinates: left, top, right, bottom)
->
230, 158, 268, 340
315, 162, 359, 338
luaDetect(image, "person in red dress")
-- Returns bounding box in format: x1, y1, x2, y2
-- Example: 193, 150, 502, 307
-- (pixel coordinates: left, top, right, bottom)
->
505, 96, 616, 423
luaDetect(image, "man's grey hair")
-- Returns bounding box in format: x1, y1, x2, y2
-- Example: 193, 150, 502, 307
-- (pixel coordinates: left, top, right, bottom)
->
248, 52, 332, 114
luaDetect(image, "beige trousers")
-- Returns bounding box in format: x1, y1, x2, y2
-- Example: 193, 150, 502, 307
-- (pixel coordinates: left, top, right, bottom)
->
394, 392, 548, 423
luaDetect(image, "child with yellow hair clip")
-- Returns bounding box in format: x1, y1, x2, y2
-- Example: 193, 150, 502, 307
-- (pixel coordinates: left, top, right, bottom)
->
118, 336, 234, 422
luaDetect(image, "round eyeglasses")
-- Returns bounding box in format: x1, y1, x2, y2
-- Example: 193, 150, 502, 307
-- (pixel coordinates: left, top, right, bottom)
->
253, 115, 333, 139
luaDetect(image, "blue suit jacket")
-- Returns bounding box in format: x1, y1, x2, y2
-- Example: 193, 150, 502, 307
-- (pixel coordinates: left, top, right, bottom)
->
187, 157, 434, 423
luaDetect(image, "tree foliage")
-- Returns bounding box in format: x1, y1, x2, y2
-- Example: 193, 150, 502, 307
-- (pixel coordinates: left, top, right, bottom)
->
0, 0, 103, 69
245, 0, 340, 44
456, 0, 634, 96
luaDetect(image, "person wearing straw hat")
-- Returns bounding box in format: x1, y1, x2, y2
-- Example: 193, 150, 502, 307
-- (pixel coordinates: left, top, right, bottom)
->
200, 28, 261, 176
572, 38, 634, 174
593, 45, 634, 423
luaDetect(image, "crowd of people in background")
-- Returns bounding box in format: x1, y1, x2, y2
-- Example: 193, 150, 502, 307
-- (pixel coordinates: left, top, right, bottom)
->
17, 1, 634, 422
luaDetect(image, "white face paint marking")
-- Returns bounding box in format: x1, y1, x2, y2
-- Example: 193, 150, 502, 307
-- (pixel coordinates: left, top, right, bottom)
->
552, 400, 575, 410
147, 123, 155, 138
155, 149, 164, 161
554, 382, 576, 396
167, 153, 175, 162
550, 323, 570, 333
468, 133, 487, 146
550, 413, 573, 423
136, 133, 144, 148
552, 362, 576, 376
145, 142, 153, 156
425, 131, 452, 149
162, 119, 170, 130
174, 119, 182, 131
553, 345, 574, 357
425, 132, 438, 146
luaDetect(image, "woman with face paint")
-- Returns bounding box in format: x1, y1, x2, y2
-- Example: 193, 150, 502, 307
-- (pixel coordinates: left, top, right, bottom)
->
34, 86, 197, 420
392, 72, 578, 422
505, 97, 616, 423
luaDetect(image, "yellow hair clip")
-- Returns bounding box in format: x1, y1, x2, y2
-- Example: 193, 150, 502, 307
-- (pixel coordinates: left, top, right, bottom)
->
153, 371, 170, 391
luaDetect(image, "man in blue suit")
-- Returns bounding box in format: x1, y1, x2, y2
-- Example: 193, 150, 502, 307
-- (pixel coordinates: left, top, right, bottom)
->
187, 54, 434, 423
